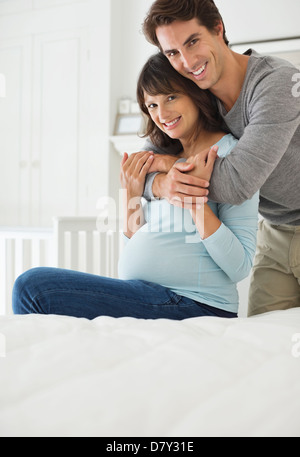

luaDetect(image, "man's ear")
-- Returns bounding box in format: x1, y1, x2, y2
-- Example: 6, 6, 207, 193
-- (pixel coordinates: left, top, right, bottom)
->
214, 20, 224, 38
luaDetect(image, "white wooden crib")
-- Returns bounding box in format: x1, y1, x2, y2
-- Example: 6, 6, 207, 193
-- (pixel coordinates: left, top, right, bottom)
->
0, 217, 123, 315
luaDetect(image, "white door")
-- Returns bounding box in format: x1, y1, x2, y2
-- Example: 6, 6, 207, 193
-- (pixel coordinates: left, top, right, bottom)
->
31, 28, 89, 226
0, 35, 31, 225
0, 0, 111, 227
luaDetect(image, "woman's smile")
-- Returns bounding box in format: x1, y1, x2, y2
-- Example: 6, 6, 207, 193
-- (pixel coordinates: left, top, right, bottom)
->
163, 116, 182, 130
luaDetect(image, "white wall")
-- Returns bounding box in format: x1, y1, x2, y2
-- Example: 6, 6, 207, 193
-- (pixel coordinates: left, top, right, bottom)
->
109, 0, 154, 130
218, 0, 300, 44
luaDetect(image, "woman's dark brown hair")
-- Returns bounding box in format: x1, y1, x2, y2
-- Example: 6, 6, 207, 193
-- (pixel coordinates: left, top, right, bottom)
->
143, 0, 229, 48
137, 52, 224, 150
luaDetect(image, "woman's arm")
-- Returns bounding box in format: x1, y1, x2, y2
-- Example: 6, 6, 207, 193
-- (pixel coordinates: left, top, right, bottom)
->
200, 194, 259, 283
190, 203, 221, 240
120, 152, 154, 239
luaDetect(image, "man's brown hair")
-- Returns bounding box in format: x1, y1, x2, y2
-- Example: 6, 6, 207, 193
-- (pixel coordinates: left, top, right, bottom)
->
143, 0, 229, 48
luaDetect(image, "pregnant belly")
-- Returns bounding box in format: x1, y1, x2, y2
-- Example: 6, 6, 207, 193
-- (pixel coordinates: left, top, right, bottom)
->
118, 229, 204, 289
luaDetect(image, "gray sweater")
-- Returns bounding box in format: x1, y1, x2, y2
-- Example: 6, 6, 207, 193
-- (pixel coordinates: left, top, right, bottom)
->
143, 50, 300, 226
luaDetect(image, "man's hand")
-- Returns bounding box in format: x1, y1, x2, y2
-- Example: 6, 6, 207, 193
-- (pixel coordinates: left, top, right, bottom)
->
152, 146, 218, 208
185, 145, 219, 182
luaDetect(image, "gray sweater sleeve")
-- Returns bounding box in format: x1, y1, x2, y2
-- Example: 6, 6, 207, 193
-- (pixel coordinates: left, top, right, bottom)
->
208, 61, 300, 206
144, 172, 160, 201
142, 138, 182, 201
142, 139, 161, 201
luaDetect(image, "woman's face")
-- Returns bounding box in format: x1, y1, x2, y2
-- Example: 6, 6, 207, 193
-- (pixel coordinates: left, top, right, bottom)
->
144, 90, 199, 141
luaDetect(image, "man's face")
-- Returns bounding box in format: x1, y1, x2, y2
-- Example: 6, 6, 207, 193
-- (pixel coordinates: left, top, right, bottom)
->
156, 18, 225, 91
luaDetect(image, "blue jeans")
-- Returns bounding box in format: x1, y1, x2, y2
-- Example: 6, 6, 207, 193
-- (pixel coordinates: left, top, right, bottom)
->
12, 267, 237, 320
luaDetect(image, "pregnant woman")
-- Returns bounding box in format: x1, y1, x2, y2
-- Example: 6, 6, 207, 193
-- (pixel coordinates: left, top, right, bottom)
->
13, 53, 258, 320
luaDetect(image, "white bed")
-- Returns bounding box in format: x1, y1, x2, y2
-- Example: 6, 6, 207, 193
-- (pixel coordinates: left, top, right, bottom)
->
1, 308, 300, 437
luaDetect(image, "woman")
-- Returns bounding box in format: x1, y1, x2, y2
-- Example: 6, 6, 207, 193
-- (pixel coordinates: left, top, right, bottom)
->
12, 53, 258, 320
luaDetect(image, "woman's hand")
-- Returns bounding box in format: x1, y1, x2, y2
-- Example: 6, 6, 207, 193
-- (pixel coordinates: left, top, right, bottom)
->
120, 151, 154, 239
120, 151, 154, 199
147, 154, 179, 174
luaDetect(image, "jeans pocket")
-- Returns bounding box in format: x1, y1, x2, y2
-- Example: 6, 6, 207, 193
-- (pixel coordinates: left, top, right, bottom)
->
140, 280, 181, 306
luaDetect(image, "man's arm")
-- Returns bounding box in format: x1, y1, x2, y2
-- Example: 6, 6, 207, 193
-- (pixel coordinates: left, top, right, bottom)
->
152, 148, 218, 206
145, 63, 300, 206
208, 64, 300, 205
144, 146, 218, 206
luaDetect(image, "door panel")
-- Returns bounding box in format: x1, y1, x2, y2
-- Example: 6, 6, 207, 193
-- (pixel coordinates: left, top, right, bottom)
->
0, 38, 31, 225
31, 31, 88, 226
0, 0, 109, 227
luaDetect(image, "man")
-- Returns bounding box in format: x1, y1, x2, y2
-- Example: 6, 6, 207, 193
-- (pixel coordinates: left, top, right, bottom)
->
141, 0, 300, 315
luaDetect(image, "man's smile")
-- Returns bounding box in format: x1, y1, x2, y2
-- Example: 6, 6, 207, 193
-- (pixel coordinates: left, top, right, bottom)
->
189, 62, 208, 79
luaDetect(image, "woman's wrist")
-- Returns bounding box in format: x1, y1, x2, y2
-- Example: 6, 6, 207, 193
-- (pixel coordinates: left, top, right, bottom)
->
123, 192, 144, 238
152, 173, 166, 199
191, 204, 221, 240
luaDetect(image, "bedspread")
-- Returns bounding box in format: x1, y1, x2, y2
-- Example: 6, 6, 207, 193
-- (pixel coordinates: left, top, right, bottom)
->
0, 309, 300, 437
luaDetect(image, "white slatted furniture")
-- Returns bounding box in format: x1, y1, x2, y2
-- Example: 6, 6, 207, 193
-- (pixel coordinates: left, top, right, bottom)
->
0, 217, 122, 315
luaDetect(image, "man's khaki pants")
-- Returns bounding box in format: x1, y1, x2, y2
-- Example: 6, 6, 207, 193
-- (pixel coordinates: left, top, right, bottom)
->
248, 219, 300, 316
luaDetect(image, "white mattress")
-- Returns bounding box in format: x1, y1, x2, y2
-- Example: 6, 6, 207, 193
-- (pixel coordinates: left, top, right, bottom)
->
1, 309, 300, 437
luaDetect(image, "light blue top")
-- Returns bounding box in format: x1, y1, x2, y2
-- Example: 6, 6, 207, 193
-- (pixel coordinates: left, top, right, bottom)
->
118, 134, 259, 313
